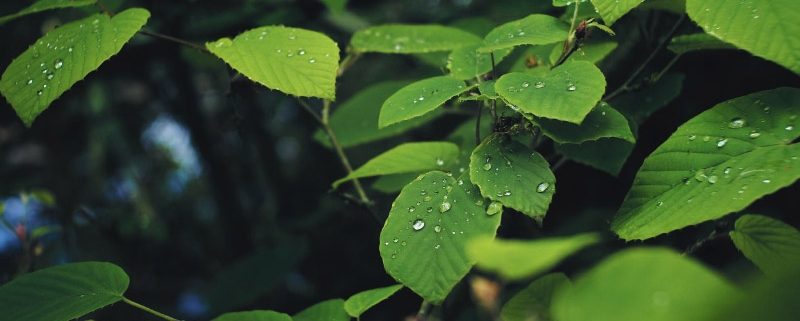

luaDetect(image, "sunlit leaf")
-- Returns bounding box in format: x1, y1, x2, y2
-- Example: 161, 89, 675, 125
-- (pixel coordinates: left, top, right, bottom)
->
293, 299, 349, 321
729, 214, 800, 277
350, 25, 481, 54
207, 26, 339, 100
378, 76, 472, 128
480, 14, 569, 53
211, 311, 292, 321
612, 88, 800, 240
590, 0, 645, 26
0, 0, 97, 25
668, 33, 737, 55
344, 284, 403, 318
501, 273, 571, 321
448, 44, 512, 80
333, 142, 459, 188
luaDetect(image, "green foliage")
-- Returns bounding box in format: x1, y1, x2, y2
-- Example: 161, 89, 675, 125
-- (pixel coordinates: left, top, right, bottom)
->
590, 0, 645, 26
211, 311, 292, 321
378, 76, 473, 127
0, 0, 97, 25
344, 284, 403, 318
293, 299, 349, 321
333, 142, 459, 188
501, 273, 570, 321
479, 14, 568, 52
729, 214, 800, 277
350, 25, 482, 53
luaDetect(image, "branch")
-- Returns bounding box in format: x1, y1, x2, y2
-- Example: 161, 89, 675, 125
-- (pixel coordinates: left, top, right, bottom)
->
123, 297, 180, 321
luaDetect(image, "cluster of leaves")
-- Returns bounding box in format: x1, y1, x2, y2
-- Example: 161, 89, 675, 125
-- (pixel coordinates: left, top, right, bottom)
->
0, 0, 799, 321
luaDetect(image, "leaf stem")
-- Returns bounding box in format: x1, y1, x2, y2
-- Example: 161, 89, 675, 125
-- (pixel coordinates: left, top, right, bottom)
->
138, 29, 210, 53
338, 52, 363, 76
416, 300, 432, 320
122, 297, 180, 321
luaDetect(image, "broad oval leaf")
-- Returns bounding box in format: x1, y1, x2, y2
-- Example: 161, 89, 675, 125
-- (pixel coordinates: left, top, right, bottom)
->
207, 26, 339, 100
612, 87, 800, 240
344, 284, 403, 318
467, 234, 599, 280
333, 142, 459, 188
533, 102, 634, 144
667, 33, 737, 55
0, 8, 150, 127
380, 171, 501, 305
447, 44, 512, 80
211, 311, 292, 321
555, 137, 635, 176
687, 0, 800, 75
480, 14, 569, 52
590, 0, 644, 26
501, 273, 571, 321
294, 299, 349, 321
0, 262, 129, 321
0, 0, 97, 25
350, 25, 481, 54
729, 214, 800, 277
496, 60, 606, 124
378, 76, 472, 128
552, 247, 742, 321
470, 134, 556, 223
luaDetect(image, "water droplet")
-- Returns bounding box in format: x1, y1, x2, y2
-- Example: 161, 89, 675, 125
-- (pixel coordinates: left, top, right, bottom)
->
408, 206, 416, 212
716, 138, 728, 148
54, 59, 63, 70
287, 52, 294, 57
656, 201, 664, 207
486, 201, 502, 215
749, 130, 761, 139
567, 84, 576, 91
707, 175, 718, 184
394, 44, 402, 51
475, 199, 483, 206
393, 238, 399, 243
723, 167, 731, 175
420, 190, 427, 196
440, 201, 452, 213
67, 46, 74, 53
401, 241, 407, 246
536, 182, 550, 193
786, 125, 795, 131
483, 163, 492, 171
423, 195, 432, 202
41, 69, 49, 74
703, 136, 711, 142
37, 90, 43, 95
32, 52, 40, 58
434, 244, 440, 250
308, 58, 315, 63
46, 73, 54, 80
688, 134, 696, 141
534, 81, 545, 88
26, 79, 33, 85
728, 117, 745, 128
521, 81, 529, 88
288, 35, 296, 40
298, 49, 306, 55
457, 179, 464, 186
425, 206, 433, 213
762, 179, 771, 183
412, 219, 425, 231
434, 225, 442, 233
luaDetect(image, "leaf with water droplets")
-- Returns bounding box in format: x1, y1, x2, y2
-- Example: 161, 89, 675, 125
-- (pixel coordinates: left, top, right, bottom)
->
0, 262, 129, 321
667, 33, 737, 55
447, 44, 512, 80
479, 14, 569, 52
0, 0, 97, 25
293, 299, 349, 321
344, 284, 403, 318
470, 134, 556, 223
468, 233, 599, 280
533, 102, 634, 144
380, 171, 500, 305
551, 248, 742, 321
500, 273, 571, 321
729, 214, 800, 277
556, 136, 635, 176
211, 311, 292, 321
591, 0, 646, 26
333, 142, 458, 188
687, 0, 800, 75
611, 72, 684, 124
613, 87, 800, 240
379, 76, 473, 128
206, 26, 339, 101
496, 60, 606, 124
350, 25, 481, 54
0, 8, 150, 127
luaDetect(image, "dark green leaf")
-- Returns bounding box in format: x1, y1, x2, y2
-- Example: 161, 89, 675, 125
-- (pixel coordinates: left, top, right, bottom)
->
333, 142, 459, 188
547, 41, 618, 65
344, 284, 403, 317
0, 0, 97, 25
610, 72, 684, 124
211, 311, 292, 321
555, 136, 635, 176
350, 25, 481, 54
501, 273, 571, 321
379, 76, 472, 128
448, 44, 512, 80
591, 0, 645, 26
729, 214, 800, 277
668, 33, 737, 55
318, 0, 348, 14
294, 299, 349, 321
480, 14, 569, 52
533, 102, 634, 144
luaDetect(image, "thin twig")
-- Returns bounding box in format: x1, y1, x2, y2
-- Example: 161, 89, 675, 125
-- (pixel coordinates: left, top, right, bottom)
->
338, 52, 363, 76
138, 29, 210, 52
122, 297, 180, 321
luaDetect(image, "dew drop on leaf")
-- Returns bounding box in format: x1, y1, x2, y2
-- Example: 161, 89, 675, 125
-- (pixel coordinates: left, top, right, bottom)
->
716, 138, 728, 148
440, 201, 452, 213
536, 182, 550, 193
486, 201, 502, 215
728, 117, 745, 128
749, 130, 761, 138
483, 163, 492, 171
786, 125, 795, 131
412, 219, 425, 231
535, 81, 545, 88
521, 81, 529, 88
567, 84, 576, 91
434, 225, 442, 233
54, 59, 63, 70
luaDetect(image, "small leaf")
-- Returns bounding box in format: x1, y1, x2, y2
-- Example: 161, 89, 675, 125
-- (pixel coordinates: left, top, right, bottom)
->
294, 299, 349, 321
0, 262, 129, 321
496, 60, 606, 124
533, 102, 634, 144
211, 311, 292, 321
480, 14, 569, 52
468, 234, 599, 280
729, 214, 800, 277
587, 21, 616, 36
590, 0, 645, 26
448, 44, 512, 80
333, 142, 459, 188
668, 33, 737, 55
470, 134, 555, 222
686, 0, 800, 74
344, 284, 403, 318
552, 0, 589, 7
0, 0, 97, 25
318, 0, 348, 14
501, 273, 571, 321
547, 41, 618, 65
380, 171, 500, 305
552, 248, 742, 321
378, 76, 472, 128
0, 8, 150, 127
612, 88, 800, 240
206, 26, 339, 100
555, 137, 635, 176
350, 25, 481, 54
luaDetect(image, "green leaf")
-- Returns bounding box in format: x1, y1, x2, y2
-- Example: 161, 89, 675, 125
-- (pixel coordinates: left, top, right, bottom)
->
612, 87, 800, 240
333, 142, 459, 188
318, 0, 348, 14
350, 25, 481, 54
460, 80, 499, 101
448, 44, 512, 80
0, 262, 129, 321
548, 41, 618, 65
314, 81, 443, 148
711, 269, 800, 321
211, 311, 292, 321
380, 171, 501, 305
686, 0, 800, 74
501, 273, 571, 321
533, 102, 634, 144
470, 134, 556, 222
480, 14, 569, 53
729, 214, 800, 277
372, 173, 420, 194
610, 72, 684, 124
467, 234, 599, 280
555, 136, 635, 176
294, 299, 349, 321
206, 26, 339, 100
496, 60, 606, 124
668, 33, 737, 55
344, 284, 403, 318
553, 0, 590, 7
552, 247, 742, 321
0, 0, 97, 25
590, 0, 644, 26
0, 9, 150, 127
378, 76, 472, 128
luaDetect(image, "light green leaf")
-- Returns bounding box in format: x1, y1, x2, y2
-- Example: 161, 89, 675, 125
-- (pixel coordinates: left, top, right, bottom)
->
552, 247, 742, 321
610, 72, 684, 124
668, 33, 737, 55
372, 173, 420, 194
686, 0, 800, 74
0, 0, 97, 25
350, 25, 481, 54
0, 262, 129, 321
314, 81, 443, 148
711, 269, 800, 321
590, 0, 645, 26
553, 0, 590, 7
468, 234, 599, 280
344, 284, 403, 318
448, 44, 512, 80
211, 311, 292, 321
470, 134, 556, 223
533, 102, 634, 144
206, 26, 339, 100
548, 41, 618, 65
0, 8, 150, 127
460, 80, 499, 101
380, 171, 501, 305
612, 87, 800, 240
496, 60, 606, 124
318, 0, 348, 14
294, 299, 349, 321
480, 14, 569, 52
333, 142, 459, 188
729, 214, 800, 277
501, 273, 571, 321
555, 136, 635, 176
378, 76, 472, 128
